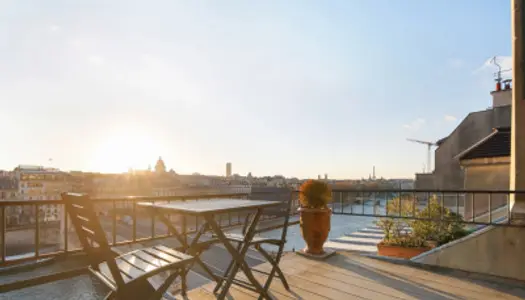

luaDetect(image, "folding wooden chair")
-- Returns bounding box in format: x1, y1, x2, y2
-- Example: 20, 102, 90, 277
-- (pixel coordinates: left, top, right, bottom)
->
62, 193, 194, 300
213, 188, 294, 299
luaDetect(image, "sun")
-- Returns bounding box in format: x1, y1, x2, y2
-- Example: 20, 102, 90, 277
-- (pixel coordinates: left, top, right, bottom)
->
90, 125, 163, 173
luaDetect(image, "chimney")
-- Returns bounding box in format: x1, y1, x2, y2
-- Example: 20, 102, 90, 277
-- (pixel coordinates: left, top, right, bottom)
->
491, 79, 513, 108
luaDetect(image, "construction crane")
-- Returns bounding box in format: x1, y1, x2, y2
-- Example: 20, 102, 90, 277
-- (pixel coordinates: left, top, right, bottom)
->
407, 138, 437, 173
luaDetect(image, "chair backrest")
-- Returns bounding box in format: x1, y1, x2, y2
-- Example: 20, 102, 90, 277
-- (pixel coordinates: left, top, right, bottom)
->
249, 187, 295, 242
62, 193, 125, 287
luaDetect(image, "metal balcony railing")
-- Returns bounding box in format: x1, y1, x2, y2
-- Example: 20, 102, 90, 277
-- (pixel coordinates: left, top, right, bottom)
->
328, 188, 525, 227
0, 192, 265, 266
2, 188, 524, 268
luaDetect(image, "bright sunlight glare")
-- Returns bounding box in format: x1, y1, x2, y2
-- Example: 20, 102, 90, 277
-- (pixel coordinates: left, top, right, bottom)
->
89, 125, 164, 173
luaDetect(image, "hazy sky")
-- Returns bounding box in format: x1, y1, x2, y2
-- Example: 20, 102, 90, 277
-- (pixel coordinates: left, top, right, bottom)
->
0, 0, 512, 179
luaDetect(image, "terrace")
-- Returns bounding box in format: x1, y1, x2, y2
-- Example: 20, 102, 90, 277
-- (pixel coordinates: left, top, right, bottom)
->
1, 189, 525, 299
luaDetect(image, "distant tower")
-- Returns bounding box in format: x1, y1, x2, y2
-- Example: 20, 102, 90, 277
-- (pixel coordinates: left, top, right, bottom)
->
373, 166, 376, 180
317, 174, 321, 180
155, 156, 166, 173
324, 174, 328, 180
226, 162, 232, 177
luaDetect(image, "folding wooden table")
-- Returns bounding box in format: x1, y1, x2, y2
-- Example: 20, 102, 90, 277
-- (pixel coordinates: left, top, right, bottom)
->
138, 198, 280, 299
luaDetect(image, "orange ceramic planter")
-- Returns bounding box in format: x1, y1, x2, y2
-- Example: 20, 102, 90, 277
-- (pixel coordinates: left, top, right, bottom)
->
377, 243, 431, 259
299, 207, 331, 255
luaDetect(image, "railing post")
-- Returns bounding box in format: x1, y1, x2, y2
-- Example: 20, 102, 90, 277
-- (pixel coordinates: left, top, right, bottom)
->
440, 192, 445, 220
488, 192, 493, 224
151, 200, 155, 239
1, 206, 5, 263
411, 191, 416, 217
182, 198, 187, 247
472, 193, 476, 222
339, 192, 343, 214
35, 204, 40, 259
112, 200, 117, 245
132, 201, 137, 242
63, 203, 68, 253
456, 192, 460, 217
427, 192, 431, 219
362, 191, 366, 215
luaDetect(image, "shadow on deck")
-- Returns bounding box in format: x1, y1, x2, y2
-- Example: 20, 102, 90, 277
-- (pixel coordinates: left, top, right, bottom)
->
3, 250, 523, 300
187, 252, 525, 300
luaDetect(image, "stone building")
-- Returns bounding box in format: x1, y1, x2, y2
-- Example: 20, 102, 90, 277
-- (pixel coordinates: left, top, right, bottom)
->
416, 83, 512, 190
457, 127, 510, 220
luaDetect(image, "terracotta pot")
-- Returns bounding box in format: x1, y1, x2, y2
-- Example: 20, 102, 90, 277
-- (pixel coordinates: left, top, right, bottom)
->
298, 207, 331, 255
377, 243, 431, 259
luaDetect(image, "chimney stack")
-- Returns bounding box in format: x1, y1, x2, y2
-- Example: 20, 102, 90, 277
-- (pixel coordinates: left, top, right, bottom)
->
491, 79, 513, 108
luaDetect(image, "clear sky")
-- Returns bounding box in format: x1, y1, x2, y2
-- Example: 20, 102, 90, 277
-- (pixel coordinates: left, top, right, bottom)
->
0, 0, 513, 179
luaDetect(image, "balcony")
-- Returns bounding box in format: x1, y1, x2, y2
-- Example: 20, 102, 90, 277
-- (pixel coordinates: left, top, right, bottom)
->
1, 189, 525, 299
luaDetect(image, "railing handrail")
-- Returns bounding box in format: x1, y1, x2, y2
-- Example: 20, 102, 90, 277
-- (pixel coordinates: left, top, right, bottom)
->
0, 192, 251, 206
329, 188, 525, 193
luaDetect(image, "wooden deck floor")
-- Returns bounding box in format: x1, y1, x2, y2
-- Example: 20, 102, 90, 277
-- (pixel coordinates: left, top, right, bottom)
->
186, 252, 525, 300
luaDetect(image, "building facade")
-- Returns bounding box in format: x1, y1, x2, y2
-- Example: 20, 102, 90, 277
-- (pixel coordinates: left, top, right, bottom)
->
417, 83, 512, 190
14, 165, 72, 223
457, 127, 510, 221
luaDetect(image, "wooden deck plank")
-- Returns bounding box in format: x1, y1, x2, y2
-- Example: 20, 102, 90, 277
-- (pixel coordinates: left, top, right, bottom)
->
271, 271, 364, 300
187, 252, 524, 300
266, 268, 418, 300
254, 262, 418, 300
228, 265, 329, 300
254, 255, 438, 300
185, 287, 220, 300
349, 255, 523, 300
234, 266, 362, 300
274, 253, 519, 300
200, 282, 257, 299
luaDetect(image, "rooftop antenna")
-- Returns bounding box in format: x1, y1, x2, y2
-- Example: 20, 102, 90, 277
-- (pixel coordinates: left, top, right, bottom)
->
407, 138, 437, 173
491, 56, 503, 91
491, 56, 513, 91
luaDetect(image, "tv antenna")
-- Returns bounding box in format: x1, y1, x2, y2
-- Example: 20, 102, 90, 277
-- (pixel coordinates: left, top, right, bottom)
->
407, 138, 437, 173
490, 56, 512, 90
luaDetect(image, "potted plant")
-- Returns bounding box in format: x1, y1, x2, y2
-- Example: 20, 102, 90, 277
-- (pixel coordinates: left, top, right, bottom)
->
298, 179, 332, 255
376, 195, 468, 259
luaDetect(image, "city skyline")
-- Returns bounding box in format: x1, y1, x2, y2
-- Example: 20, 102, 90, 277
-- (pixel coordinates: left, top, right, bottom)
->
0, 0, 511, 178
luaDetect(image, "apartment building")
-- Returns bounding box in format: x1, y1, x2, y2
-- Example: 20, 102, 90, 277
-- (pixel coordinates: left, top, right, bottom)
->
14, 165, 72, 222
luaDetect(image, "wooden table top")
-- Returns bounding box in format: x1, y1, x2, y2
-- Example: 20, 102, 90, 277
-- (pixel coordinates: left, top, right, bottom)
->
138, 198, 280, 215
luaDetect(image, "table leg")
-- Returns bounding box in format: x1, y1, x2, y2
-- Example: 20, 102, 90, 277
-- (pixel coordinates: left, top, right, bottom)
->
147, 209, 221, 288
205, 210, 271, 300
185, 222, 221, 283
212, 241, 243, 294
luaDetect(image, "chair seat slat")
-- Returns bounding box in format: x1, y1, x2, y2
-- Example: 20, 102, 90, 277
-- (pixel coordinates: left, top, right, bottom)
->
116, 259, 146, 280
154, 245, 193, 261
119, 254, 157, 273
133, 251, 171, 268
143, 248, 180, 264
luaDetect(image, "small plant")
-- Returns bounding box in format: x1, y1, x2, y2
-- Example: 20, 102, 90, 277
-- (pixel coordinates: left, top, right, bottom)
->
382, 235, 427, 248
376, 196, 414, 244
411, 196, 468, 245
376, 194, 468, 248
299, 180, 332, 209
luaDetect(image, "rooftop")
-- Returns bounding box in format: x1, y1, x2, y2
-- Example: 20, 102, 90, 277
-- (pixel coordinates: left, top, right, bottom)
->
457, 127, 511, 161
1, 190, 524, 299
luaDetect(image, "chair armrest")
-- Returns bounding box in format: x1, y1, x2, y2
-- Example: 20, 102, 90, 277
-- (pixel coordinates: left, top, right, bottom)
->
89, 267, 117, 291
